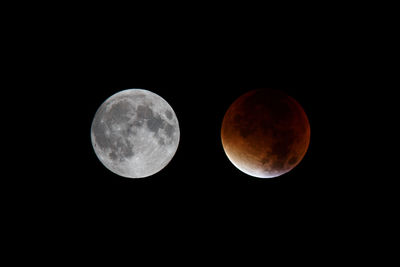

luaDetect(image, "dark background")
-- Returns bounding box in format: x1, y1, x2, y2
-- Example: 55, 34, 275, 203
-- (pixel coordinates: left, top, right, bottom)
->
62, 55, 361, 258
71, 49, 349, 225
17, 15, 374, 260
5, 4, 390, 263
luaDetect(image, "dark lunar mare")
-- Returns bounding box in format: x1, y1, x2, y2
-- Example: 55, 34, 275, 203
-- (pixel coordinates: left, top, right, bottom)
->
165, 110, 173, 120
92, 100, 135, 162
136, 104, 175, 142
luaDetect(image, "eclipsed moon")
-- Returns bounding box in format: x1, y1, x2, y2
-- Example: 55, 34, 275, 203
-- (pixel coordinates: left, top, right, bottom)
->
91, 89, 180, 178
221, 89, 310, 178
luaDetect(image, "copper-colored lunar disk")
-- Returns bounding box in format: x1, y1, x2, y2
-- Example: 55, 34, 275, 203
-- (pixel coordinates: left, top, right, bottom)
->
221, 89, 310, 178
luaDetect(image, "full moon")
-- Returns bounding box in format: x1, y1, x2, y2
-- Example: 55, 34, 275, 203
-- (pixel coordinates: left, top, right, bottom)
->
221, 89, 310, 178
91, 89, 180, 178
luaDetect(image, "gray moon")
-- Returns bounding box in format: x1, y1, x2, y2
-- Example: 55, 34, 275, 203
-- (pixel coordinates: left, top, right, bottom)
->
91, 89, 180, 178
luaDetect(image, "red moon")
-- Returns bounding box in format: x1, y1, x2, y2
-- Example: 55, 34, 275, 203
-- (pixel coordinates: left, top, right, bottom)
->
221, 89, 310, 178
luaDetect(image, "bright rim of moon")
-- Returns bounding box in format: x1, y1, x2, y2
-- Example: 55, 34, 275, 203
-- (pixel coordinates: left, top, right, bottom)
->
91, 89, 180, 178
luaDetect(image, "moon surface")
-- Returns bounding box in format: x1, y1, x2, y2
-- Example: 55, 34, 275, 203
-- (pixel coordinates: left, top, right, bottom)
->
91, 89, 180, 178
221, 89, 310, 178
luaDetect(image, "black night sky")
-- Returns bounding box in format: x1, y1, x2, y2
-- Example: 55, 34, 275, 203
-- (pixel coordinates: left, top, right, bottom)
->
23, 24, 372, 259
73, 51, 345, 221
6, 6, 387, 263
61, 54, 363, 257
